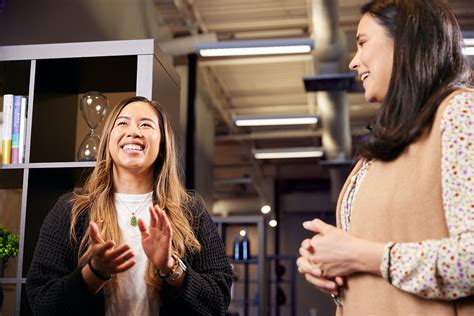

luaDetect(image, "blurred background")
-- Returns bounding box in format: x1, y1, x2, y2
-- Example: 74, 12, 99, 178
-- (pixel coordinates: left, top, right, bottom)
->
0, 0, 473, 315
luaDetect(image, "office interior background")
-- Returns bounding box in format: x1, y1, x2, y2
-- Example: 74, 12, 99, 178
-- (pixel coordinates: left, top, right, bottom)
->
0, 0, 473, 315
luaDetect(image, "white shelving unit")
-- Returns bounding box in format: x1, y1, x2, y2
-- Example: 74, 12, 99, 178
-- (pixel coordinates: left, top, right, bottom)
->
0, 39, 180, 316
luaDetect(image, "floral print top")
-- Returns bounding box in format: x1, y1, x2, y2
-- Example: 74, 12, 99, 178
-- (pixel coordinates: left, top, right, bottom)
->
341, 91, 474, 299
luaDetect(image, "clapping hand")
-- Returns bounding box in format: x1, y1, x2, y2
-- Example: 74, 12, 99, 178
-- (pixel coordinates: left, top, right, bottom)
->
138, 205, 174, 273
88, 221, 136, 278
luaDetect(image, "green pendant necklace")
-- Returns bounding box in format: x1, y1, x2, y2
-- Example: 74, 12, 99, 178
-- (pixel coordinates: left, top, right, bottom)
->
130, 213, 138, 227
116, 192, 152, 228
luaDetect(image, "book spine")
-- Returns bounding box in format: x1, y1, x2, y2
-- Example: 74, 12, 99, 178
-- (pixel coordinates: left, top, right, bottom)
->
11, 95, 22, 164
19, 96, 28, 163
2, 94, 13, 164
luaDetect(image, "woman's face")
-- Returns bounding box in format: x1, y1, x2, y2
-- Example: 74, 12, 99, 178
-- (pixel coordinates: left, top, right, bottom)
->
349, 13, 394, 103
108, 101, 161, 176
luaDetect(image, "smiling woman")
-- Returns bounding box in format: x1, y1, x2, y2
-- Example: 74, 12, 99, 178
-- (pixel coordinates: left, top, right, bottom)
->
297, 0, 473, 315
26, 96, 234, 316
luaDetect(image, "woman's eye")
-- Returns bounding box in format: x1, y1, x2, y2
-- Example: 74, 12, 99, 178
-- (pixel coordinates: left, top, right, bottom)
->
141, 123, 151, 128
117, 121, 127, 126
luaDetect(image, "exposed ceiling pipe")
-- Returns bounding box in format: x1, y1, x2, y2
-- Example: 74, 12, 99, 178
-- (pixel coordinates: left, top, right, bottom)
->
158, 33, 218, 56
309, 0, 352, 204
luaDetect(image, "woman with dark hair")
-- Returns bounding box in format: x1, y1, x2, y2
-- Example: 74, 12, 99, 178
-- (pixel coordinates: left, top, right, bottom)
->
26, 96, 233, 315
297, 0, 473, 315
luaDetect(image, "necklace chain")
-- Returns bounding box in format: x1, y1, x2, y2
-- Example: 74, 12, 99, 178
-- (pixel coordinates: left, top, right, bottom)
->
115, 192, 152, 227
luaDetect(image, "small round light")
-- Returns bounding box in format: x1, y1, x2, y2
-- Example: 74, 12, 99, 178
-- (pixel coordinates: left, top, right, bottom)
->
269, 220, 277, 227
239, 229, 247, 237
261, 205, 271, 214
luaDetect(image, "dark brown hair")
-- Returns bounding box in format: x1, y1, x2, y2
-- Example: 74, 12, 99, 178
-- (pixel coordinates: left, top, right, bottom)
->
358, 0, 472, 161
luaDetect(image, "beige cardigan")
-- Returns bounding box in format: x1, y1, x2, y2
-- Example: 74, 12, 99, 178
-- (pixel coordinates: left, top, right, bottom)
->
335, 90, 474, 315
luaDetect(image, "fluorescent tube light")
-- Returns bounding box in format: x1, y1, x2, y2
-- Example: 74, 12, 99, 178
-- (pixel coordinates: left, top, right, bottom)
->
464, 38, 474, 46
234, 115, 318, 127
195, 38, 314, 57
253, 147, 324, 159
462, 46, 474, 56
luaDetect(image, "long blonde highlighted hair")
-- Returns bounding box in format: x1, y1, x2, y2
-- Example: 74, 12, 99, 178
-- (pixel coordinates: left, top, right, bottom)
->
69, 96, 201, 295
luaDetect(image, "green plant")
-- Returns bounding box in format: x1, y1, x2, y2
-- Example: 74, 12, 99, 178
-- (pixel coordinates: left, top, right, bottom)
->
0, 226, 19, 261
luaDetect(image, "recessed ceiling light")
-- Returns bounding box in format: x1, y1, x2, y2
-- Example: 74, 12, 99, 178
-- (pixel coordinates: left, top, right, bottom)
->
234, 115, 318, 127
253, 147, 324, 159
195, 38, 314, 57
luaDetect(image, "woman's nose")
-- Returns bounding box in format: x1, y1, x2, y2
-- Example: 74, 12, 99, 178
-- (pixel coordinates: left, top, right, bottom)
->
127, 125, 143, 137
348, 53, 359, 70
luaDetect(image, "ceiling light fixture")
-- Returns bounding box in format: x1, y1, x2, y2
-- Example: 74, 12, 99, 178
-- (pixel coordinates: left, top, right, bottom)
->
462, 32, 474, 56
462, 46, 474, 56
253, 147, 324, 159
234, 114, 319, 127
464, 38, 474, 46
261, 205, 271, 214
195, 38, 314, 57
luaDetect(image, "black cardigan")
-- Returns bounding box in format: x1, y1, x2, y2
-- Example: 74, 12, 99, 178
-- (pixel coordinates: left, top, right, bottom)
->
26, 193, 233, 315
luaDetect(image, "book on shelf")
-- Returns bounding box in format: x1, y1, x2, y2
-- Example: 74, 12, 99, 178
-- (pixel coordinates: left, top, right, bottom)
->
1, 94, 13, 164
1, 94, 28, 164
11, 95, 22, 163
19, 96, 28, 163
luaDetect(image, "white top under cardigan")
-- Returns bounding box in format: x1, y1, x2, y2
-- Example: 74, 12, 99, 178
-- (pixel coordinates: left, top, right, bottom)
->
106, 192, 159, 316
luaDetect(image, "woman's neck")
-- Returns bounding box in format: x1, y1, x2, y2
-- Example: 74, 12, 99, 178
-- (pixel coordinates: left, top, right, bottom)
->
112, 167, 153, 194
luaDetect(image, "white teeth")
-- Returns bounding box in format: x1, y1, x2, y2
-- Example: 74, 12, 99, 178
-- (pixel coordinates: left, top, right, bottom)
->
123, 144, 144, 151
361, 72, 370, 81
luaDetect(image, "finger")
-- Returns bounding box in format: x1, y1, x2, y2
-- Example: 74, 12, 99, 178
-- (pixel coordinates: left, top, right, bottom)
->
154, 206, 163, 232
162, 210, 172, 237
304, 273, 337, 292
301, 238, 313, 250
110, 250, 135, 267
156, 206, 167, 233
89, 221, 105, 244
311, 266, 323, 277
149, 205, 158, 227
104, 244, 131, 260
115, 259, 136, 273
335, 276, 345, 287
299, 246, 310, 258
137, 218, 149, 238
296, 256, 314, 274
302, 218, 333, 235
94, 240, 115, 256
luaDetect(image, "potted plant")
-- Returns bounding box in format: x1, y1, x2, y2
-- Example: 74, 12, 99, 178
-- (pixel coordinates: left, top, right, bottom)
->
0, 225, 19, 277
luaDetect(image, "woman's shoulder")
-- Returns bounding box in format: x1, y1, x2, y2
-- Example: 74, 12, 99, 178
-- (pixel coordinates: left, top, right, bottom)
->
48, 192, 75, 216
438, 88, 474, 111
184, 191, 211, 227
435, 88, 474, 123
39, 192, 77, 235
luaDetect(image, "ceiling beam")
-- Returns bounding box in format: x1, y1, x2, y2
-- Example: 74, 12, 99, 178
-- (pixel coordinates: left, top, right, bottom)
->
216, 129, 323, 143
215, 127, 368, 143
205, 18, 309, 32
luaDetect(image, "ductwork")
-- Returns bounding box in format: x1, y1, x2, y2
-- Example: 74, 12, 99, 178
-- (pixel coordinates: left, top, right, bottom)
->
309, 0, 352, 204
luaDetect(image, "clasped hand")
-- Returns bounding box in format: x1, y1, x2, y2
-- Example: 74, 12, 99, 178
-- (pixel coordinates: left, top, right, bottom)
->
297, 219, 357, 294
88, 205, 174, 278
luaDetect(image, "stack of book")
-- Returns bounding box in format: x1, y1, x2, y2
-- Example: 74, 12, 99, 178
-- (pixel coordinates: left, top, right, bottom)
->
1, 94, 28, 164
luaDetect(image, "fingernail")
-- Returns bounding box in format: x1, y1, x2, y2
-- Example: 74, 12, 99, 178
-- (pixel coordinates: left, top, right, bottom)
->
303, 221, 310, 228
